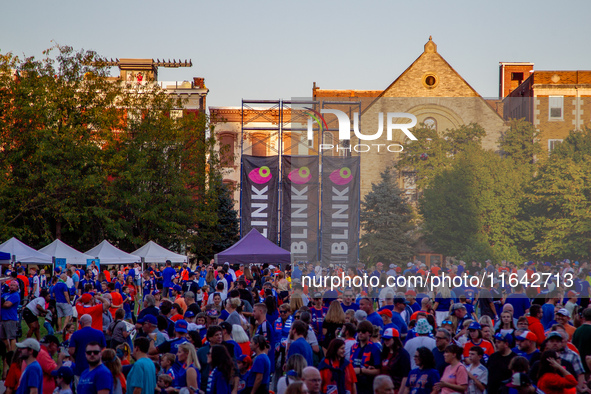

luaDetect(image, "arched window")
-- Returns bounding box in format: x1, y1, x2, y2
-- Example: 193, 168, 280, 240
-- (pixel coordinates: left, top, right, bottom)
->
219, 133, 235, 167
252, 133, 267, 157
423, 117, 437, 131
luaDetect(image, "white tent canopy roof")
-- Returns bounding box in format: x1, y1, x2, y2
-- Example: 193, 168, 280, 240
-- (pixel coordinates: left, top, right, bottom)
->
85, 240, 140, 265
0, 237, 53, 264
39, 239, 94, 265
131, 241, 188, 263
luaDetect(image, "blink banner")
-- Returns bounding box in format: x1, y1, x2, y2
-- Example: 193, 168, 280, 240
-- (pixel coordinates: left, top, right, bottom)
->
280, 156, 319, 262
240, 155, 279, 243
321, 156, 360, 265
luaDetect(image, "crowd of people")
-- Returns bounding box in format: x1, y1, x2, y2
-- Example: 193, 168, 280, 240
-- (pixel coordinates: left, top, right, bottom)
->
1, 258, 591, 394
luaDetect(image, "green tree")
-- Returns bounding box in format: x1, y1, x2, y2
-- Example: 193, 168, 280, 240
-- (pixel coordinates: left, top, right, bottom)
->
499, 118, 541, 166
419, 145, 525, 262
360, 167, 415, 266
397, 123, 486, 189
518, 127, 591, 259
0, 45, 226, 254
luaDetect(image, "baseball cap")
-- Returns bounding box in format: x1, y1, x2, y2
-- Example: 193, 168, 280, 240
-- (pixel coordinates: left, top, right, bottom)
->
382, 328, 400, 339
407, 262, 413, 267
405, 290, 417, 297
40, 334, 60, 346
567, 290, 579, 298
494, 333, 514, 343
556, 308, 571, 317
206, 309, 220, 318
378, 309, 393, 318
51, 366, 74, 380
506, 373, 532, 388
451, 303, 466, 311
237, 354, 252, 364
175, 320, 188, 333
16, 338, 41, 352
313, 292, 323, 299
546, 331, 564, 340
468, 322, 482, 331
516, 331, 537, 342
80, 293, 93, 304
389, 264, 395, 269
393, 296, 408, 305
173, 285, 182, 292
138, 315, 158, 325
184, 311, 196, 318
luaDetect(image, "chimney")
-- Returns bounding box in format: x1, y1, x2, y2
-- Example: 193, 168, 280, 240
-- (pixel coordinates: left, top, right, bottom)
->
193, 77, 205, 89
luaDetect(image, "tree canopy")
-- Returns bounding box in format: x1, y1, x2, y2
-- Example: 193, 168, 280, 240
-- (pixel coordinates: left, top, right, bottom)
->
0, 45, 236, 258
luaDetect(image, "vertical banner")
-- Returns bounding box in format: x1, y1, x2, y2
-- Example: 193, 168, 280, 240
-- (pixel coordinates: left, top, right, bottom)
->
240, 155, 280, 243
281, 156, 319, 262
321, 156, 360, 265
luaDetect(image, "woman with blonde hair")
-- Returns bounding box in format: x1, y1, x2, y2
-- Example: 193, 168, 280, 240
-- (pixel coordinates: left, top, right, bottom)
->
322, 300, 346, 350
277, 354, 308, 394
176, 343, 201, 394
290, 293, 304, 313
232, 324, 252, 356
115, 343, 132, 366
101, 349, 126, 394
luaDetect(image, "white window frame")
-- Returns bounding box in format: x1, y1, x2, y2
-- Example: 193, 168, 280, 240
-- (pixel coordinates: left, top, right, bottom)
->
548, 139, 563, 152
548, 96, 564, 121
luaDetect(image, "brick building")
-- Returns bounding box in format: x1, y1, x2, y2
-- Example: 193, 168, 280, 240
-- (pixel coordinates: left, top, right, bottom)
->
501, 64, 591, 153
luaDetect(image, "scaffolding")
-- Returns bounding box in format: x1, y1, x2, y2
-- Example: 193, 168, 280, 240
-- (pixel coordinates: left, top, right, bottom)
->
239, 99, 361, 258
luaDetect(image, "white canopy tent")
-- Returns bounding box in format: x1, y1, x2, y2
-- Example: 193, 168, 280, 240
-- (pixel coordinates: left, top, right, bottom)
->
0, 237, 52, 264
86, 240, 140, 265
39, 239, 95, 265
131, 240, 188, 264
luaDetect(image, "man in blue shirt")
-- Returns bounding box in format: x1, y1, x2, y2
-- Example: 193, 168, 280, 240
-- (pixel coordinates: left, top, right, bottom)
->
162, 261, 177, 299
77, 342, 113, 394
350, 320, 381, 394
341, 289, 360, 312
15, 338, 43, 394
127, 337, 156, 394
68, 314, 106, 379
360, 297, 384, 330
52, 274, 72, 333
1, 280, 21, 351
505, 284, 531, 320
287, 320, 313, 366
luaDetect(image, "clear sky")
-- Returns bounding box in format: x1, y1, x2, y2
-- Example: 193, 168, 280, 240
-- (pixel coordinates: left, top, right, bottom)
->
2, 0, 590, 110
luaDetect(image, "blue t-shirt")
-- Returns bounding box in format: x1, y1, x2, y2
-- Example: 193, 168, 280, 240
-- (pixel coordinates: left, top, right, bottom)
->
162, 267, 177, 287
366, 311, 385, 329
126, 357, 156, 394
206, 368, 231, 394
246, 354, 271, 387
1, 291, 20, 321
341, 302, 359, 312
287, 337, 313, 367
77, 364, 113, 394
505, 293, 531, 319
405, 368, 440, 394
53, 281, 69, 303
542, 303, 556, 328
69, 327, 107, 376
15, 361, 43, 394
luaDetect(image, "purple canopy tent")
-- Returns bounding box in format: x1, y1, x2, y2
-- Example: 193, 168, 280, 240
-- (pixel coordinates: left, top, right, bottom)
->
215, 228, 291, 266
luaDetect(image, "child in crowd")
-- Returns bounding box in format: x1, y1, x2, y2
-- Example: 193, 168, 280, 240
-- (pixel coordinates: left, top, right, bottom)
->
51, 366, 74, 394
466, 346, 488, 394
157, 374, 173, 394
160, 353, 177, 380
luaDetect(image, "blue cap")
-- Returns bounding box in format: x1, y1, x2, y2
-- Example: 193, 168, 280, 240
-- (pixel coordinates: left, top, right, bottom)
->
51, 366, 74, 380
468, 322, 482, 330
544, 262, 552, 267
184, 311, 195, 318
495, 333, 513, 343
138, 315, 157, 325
173, 285, 182, 292
175, 320, 188, 333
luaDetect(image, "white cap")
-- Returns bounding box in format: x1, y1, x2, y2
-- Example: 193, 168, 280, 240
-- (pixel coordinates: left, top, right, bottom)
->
16, 338, 41, 352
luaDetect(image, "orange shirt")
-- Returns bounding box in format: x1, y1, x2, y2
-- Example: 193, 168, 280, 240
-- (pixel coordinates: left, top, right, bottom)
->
174, 296, 187, 313
110, 292, 123, 317
463, 339, 495, 358
17, 275, 29, 296
76, 303, 104, 331
104, 270, 111, 282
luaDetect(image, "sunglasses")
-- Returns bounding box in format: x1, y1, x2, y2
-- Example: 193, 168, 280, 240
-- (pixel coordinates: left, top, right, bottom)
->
280, 311, 289, 314
86, 350, 101, 355
442, 320, 453, 325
